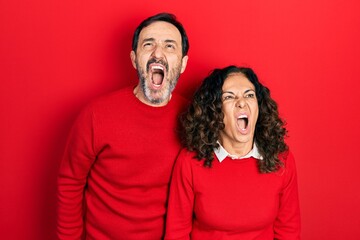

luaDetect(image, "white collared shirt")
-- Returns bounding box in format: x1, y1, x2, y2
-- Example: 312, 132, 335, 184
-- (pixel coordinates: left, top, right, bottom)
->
214, 141, 263, 163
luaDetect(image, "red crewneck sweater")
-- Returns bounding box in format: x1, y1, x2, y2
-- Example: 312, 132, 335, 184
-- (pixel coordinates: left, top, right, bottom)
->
57, 86, 188, 240
165, 149, 300, 240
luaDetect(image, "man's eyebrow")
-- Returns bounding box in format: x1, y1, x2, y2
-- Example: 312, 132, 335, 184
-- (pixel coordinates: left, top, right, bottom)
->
164, 39, 177, 44
142, 38, 155, 43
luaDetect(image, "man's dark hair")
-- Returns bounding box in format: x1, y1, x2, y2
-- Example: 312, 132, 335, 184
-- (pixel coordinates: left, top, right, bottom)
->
132, 13, 189, 56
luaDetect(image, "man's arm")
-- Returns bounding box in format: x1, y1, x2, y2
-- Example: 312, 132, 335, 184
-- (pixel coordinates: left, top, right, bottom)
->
57, 105, 96, 239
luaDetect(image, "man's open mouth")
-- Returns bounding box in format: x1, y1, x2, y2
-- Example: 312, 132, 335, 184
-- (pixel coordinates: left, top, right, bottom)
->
151, 65, 164, 87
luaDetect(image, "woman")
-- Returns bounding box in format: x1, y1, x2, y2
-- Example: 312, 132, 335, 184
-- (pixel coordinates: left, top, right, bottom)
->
165, 66, 300, 239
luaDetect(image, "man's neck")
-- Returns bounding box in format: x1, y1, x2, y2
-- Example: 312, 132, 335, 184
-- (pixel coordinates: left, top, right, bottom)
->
133, 85, 171, 107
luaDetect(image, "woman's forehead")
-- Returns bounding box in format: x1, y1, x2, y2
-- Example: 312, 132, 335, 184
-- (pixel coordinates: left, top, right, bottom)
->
223, 73, 255, 90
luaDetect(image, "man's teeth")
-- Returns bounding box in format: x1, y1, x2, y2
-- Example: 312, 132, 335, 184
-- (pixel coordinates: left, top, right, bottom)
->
151, 66, 164, 70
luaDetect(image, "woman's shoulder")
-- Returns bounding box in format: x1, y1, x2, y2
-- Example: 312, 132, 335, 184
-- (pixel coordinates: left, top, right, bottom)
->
279, 149, 295, 163
278, 149, 297, 174
177, 148, 205, 167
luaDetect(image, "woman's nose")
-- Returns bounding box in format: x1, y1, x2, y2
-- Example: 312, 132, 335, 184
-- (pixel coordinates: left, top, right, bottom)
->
236, 98, 246, 108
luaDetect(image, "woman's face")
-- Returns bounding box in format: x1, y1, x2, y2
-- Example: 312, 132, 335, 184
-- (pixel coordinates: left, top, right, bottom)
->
219, 73, 259, 151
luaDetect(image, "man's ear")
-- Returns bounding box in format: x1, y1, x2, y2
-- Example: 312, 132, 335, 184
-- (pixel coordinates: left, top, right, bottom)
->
130, 51, 137, 69
180, 55, 189, 74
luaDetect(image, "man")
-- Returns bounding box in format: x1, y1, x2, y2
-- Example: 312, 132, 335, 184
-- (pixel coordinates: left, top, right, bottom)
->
57, 13, 189, 239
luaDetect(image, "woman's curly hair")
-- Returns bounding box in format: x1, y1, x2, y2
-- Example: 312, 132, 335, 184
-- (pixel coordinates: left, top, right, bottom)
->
181, 65, 288, 173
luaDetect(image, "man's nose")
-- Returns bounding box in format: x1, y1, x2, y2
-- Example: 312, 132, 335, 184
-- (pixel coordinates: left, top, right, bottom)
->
151, 45, 164, 58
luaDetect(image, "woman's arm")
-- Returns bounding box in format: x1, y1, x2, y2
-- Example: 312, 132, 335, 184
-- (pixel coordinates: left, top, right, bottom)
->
274, 151, 301, 239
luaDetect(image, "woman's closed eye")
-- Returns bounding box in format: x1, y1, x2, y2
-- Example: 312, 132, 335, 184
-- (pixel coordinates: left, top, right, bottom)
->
222, 94, 235, 101
245, 93, 255, 98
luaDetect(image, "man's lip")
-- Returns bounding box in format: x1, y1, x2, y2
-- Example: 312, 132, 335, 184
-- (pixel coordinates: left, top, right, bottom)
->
149, 63, 165, 71
148, 63, 166, 89
149, 63, 167, 76
150, 63, 165, 69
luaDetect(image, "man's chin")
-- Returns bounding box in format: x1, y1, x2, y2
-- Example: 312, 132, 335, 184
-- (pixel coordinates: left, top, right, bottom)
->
143, 82, 172, 105
146, 92, 170, 105
148, 96, 166, 104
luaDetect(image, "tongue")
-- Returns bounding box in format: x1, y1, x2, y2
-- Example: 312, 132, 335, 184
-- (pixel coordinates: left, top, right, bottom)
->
238, 119, 246, 130
152, 73, 163, 85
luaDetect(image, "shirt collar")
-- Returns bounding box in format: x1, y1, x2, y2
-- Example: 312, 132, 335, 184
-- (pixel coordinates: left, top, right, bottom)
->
214, 141, 263, 163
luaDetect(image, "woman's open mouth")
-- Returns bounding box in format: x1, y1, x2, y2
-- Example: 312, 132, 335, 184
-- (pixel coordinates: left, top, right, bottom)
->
237, 114, 249, 133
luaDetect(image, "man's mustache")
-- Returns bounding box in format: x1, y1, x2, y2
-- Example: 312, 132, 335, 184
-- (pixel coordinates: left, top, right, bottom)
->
146, 58, 168, 72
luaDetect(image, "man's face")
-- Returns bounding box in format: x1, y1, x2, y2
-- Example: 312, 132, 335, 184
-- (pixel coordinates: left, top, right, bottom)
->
131, 21, 188, 106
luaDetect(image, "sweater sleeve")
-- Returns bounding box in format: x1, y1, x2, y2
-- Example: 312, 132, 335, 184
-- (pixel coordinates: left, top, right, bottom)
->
274, 151, 301, 240
56, 105, 97, 239
165, 149, 195, 240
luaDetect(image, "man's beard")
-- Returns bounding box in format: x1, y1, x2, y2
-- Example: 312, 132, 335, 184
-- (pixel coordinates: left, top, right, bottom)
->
135, 59, 182, 105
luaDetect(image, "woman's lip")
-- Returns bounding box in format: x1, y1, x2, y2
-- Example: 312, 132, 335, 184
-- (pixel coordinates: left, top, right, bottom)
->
235, 112, 249, 119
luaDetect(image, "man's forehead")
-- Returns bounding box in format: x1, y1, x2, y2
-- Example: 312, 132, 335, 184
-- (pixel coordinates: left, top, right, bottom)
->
139, 21, 181, 41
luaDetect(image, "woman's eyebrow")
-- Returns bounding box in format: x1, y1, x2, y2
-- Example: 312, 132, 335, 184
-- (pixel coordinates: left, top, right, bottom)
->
244, 89, 255, 94
221, 91, 235, 94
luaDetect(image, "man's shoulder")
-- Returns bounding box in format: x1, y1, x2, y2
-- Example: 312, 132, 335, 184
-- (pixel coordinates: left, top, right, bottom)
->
95, 86, 134, 102
87, 86, 135, 108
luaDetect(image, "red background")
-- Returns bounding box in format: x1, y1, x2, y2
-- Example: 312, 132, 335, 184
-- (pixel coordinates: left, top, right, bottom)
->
1, 0, 360, 239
